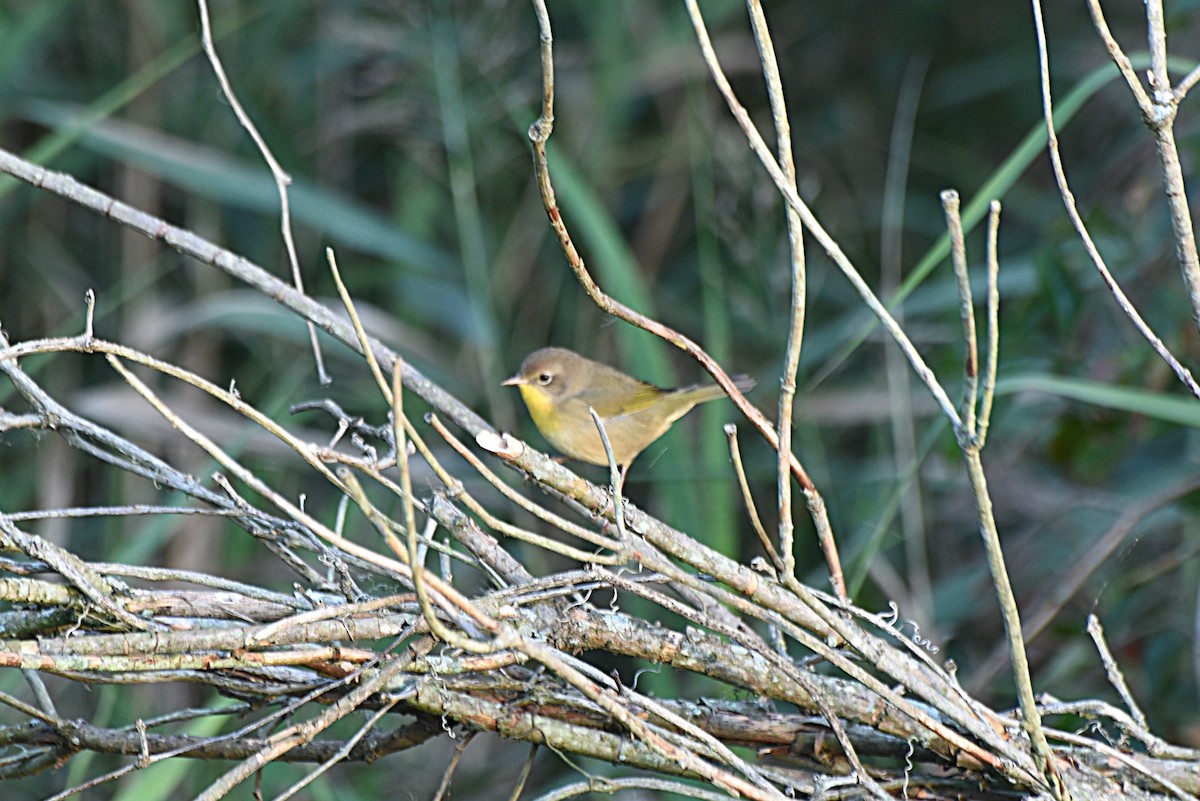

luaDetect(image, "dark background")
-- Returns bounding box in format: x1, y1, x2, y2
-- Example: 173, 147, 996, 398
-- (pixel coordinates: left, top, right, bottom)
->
1, 1, 1198, 797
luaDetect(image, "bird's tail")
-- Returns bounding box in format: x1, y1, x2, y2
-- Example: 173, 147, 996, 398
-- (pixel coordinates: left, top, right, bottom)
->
673, 374, 756, 405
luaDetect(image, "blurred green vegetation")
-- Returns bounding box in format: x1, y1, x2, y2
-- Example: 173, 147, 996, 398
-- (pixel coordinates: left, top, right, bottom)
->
2, 0, 1199, 797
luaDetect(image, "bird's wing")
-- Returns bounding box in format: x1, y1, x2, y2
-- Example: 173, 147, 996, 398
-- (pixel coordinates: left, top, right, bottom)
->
575, 381, 665, 418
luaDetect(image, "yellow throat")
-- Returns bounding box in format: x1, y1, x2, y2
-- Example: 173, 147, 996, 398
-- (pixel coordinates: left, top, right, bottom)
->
516, 384, 562, 436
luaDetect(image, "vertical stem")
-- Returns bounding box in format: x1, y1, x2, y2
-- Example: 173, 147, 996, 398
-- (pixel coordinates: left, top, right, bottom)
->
1032, 0, 1200, 397
746, 0, 807, 584
1153, 129, 1200, 332
964, 450, 1065, 798
942, 190, 978, 437
1145, 0, 1169, 92
1147, 1, 1200, 331
942, 177, 1062, 795
978, 202, 1002, 447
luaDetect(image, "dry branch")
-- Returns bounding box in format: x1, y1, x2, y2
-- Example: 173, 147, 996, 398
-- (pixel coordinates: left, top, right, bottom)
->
1, 2, 1198, 799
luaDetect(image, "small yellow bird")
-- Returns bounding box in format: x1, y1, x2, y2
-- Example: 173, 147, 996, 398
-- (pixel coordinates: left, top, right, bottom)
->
503, 347, 755, 467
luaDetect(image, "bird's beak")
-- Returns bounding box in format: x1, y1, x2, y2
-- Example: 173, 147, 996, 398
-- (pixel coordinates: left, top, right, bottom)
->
501, 374, 525, 387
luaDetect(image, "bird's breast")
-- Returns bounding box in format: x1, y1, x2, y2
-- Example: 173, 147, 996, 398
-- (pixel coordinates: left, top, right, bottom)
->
517, 385, 562, 435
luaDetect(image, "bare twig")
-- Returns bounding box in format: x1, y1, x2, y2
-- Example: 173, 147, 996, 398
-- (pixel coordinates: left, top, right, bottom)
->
942, 191, 979, 437
431, 731, 477, 801
427, 414, 622, 557
587, 408, 628, 542
1086, 614, 1148, 731
724, 424, 781, 571
272, 700, 400, 801
939, 190, 1060, 796
1038, 1, 1200, 395
6, 8, 1198, 796
745, 0, 808, 588
196, 0, 328, 383
506, 744, 538, 801
978, 201, 1002, 446
682, 0, 962, 431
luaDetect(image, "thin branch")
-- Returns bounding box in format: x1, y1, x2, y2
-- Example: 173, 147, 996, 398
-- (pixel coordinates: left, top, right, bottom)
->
1084, 0, 1153, 112
961, 450, 1060, 797
1033, 1, 1199, 399
724, 424, 781, 571
271, 700, 400, 801
1174, 62, 1200, 102
195, 0, 328, 384
431, 731, 477, 801
1086, 615, 1149, 730
588, 408, 628, 541
745, 0, 809, 589
978, 201, 1001, 446
942, 190, 979, 438
505, 744, 538, 801
1077, 0, 1200, 346
427, 414, 622, 557
682, 0, 962, 431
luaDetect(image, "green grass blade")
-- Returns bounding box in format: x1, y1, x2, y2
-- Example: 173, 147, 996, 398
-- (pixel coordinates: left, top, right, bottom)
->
999, 374, 1200, 428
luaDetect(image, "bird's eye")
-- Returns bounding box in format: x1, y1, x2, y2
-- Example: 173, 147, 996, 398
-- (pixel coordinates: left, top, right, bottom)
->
537, 373, 553, 385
